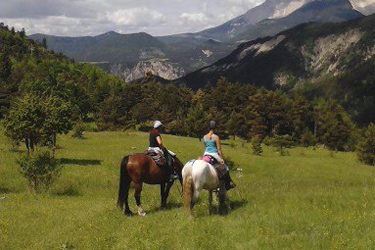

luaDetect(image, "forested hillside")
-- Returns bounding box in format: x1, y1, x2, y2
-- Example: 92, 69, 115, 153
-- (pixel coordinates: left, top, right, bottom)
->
0, 23, 363, 152
0, 22, 124, 119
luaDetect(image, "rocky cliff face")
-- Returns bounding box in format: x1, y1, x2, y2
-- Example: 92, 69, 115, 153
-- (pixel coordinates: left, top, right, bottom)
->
301, 29, 364, 78
109, 60, 185, 82
349, 0, 375, 15
174, 14, 375, 89
198, 0, 314, 41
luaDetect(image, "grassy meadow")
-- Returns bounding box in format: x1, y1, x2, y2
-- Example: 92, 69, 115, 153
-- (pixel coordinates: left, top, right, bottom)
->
1, 131, 375, 249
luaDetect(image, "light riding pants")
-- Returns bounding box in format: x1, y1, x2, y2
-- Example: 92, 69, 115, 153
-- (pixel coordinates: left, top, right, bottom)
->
204, 152, 229, 171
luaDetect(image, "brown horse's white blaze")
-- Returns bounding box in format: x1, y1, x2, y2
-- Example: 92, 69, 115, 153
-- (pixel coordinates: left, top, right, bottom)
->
117, 153, 183, 217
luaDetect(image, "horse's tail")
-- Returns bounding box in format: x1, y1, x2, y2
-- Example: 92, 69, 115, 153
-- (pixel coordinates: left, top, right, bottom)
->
117, 155, 130, 208
183, 176, 194, 208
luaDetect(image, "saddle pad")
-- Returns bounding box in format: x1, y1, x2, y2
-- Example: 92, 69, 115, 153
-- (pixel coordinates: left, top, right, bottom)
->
202, 155, 226, 180
144, 150, 166, 167
202, 155, 216, 165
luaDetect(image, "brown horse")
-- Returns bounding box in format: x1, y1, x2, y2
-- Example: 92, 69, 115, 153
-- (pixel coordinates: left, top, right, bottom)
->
117, 153, 184, 216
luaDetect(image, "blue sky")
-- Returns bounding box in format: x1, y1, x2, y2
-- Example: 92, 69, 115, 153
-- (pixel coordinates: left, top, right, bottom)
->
0, 0, 264, 36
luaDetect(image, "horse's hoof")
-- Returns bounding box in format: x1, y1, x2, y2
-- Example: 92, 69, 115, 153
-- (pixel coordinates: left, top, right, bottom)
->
125, 211, 133, 217
138, 211, 146, 217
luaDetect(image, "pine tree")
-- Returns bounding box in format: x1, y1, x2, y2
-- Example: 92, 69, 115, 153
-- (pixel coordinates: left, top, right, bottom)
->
251, 136, 262, 156
314, 99, 356, 151
42, 38, 47, 49
291, 93, 313, 138
0, 51, 12, 83
270, 134, 295, 156
300, 130, 316, 147
245, 91, 268, 139
357, 123, 375, 166
227, 111, 240, 140
186, 104, 206, 138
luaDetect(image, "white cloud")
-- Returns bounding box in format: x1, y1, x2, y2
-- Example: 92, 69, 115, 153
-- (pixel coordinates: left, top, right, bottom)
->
180, 13, 209, 24
106, 8, 166, 26
0, 0, 264, 36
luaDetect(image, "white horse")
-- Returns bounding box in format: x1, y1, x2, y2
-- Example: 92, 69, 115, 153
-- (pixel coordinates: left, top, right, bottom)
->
182, 160, 231, 217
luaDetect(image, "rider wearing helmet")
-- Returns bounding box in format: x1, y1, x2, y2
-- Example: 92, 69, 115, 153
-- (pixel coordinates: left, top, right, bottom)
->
149, 120, 178, 179
203, 121, 235, 190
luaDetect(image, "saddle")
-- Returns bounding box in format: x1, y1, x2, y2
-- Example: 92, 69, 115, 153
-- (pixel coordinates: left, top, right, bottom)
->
202, 155, 227, 180
144, 149, 166, 167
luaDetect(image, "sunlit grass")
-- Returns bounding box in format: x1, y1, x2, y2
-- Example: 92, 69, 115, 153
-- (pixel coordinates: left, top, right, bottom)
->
1, 131, 375, 249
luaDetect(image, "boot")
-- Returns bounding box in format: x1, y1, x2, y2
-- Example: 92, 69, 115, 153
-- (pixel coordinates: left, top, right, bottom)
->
224, 172, 236, 190
163, 148, 178, 180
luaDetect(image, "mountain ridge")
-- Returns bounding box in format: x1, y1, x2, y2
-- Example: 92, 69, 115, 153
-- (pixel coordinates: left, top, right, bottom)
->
29, 0, 370, 82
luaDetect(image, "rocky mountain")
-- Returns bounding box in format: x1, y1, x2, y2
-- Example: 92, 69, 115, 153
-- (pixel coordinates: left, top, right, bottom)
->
350, 0, 375, 15
174, 14, 375, 123
175, 13, 374, 88
30, 31, 234, 82
30, 0, 371, 82
235, 0, 363, 41
168, 0, 372, 42
107, 60, 186, 83
195, 0, 314, 41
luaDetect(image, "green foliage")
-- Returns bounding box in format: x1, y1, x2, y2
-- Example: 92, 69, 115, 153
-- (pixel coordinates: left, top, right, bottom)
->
186, 104, 207, 138
300, 130, 316, 147
269, 134, 296, 156
3, 93, 73, 151
314, 99, 356, 151
97, 94, 129, 131
223, 156, 236, 171
357, 123, 375, 166
226, 111, 240, 139
251, 136, 262, 156
72, 120, 85, 139
17, 149, 62, 193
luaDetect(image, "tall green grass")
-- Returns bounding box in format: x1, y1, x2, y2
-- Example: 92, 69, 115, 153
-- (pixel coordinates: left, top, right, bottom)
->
1, 131, 375, 249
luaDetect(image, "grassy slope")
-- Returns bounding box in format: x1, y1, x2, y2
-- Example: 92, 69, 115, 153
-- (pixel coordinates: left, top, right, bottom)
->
1, 131, 375, 249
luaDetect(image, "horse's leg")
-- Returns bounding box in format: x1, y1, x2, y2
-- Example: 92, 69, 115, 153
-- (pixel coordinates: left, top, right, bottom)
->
190, 185, 201, 219
224, 187, 231, 213
124, 180, 133, 216
218, 182, 231, 214
162, 180, 174, 208
134, 182, 146, 217
118, 156, 133, 216
208, 190, 213, 215
160, 183, 166, 208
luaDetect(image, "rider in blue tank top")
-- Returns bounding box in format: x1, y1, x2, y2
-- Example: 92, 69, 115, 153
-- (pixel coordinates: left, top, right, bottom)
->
204, 135, 219, 154
203, 121, 235, 190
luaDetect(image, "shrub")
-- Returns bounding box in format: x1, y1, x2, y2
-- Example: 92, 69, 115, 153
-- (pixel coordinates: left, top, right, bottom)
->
251, 136, 262, 156
269, 134, 296, 156
72, 120, 85, 139
300, 130, 316, 147
263, 136, 271, 146
18, 149, 62, 193
357, 123, 375, 166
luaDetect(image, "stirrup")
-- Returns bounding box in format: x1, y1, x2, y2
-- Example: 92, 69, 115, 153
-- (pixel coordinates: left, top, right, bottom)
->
169, 173, 178, 180
225, 180, 236, 190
